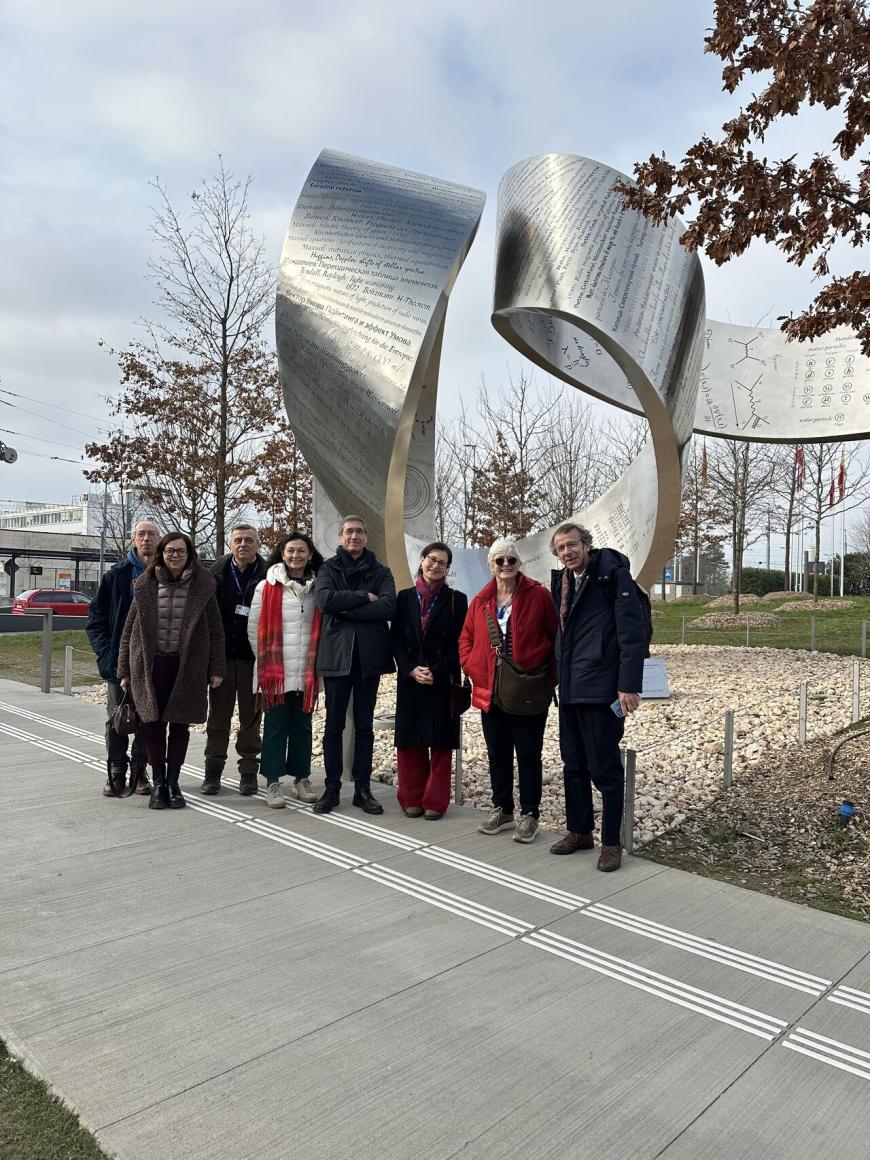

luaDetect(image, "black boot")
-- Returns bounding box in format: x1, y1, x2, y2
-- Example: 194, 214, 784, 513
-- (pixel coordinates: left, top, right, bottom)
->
166, 763, 186, 809
149, 763, 169, 810
352, 784, 384, 815
201, 758, 223, 796
313, 784, 341, 814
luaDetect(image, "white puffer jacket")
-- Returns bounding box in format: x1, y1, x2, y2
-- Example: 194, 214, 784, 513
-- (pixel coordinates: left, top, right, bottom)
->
247, 565, 316, 693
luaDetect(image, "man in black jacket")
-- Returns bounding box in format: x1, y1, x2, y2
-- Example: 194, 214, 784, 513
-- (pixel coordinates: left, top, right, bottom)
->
313, 515, 396, 815
87, 519, 160, 796
203, 525, 267, 795
549, 522, 645, 872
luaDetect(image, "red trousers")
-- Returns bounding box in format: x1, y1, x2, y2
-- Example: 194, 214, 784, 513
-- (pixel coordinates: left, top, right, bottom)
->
396, 747, 453, 814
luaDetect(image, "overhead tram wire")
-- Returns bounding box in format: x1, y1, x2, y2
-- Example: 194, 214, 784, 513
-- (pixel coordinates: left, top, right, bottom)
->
0, 387, 110, 426
0, 398, 93, 439
0, 427, 86, 452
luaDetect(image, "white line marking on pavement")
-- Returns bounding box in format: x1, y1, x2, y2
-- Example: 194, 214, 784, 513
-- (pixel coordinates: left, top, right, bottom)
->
783, 1028, 870, 1082
826, 984, 870, 1017
238, 820, 367, 869
584, 903, 830, 995
418, 846, 590, 909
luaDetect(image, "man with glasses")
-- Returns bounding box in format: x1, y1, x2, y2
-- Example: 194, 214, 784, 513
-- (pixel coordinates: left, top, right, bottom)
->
313, 515, 396, 814
87, 519, 161, 797
548, 522, 645, 872
202, 525, 266, 795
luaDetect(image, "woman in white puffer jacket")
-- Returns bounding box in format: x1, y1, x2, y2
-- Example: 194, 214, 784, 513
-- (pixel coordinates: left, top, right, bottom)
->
247, 532, 324, 808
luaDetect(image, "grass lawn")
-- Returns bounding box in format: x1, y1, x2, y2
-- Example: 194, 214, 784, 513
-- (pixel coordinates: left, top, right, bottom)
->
0, 629, 100, 688
652, 594, 870, 656
0, 1041, 108, 1160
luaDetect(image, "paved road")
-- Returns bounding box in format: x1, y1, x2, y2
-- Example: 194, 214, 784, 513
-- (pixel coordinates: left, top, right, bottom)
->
1, 677, 869, 1159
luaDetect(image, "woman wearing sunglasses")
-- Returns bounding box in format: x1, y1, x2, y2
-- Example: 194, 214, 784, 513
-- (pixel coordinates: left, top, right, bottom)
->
391, 542, 468, 819
118, 531, 225, 810
459, 539, 557, 843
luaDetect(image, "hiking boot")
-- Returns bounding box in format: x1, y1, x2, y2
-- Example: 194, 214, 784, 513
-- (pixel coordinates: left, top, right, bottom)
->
149, 763, 169, 810
550, 832, 594, 855
289, 777, 318, 804
313, 785, 340, 814
404, 806, 425, 817
513, 813, 539, 843
597, 845, 623, 872
265, 781, 285, 808
238, 772, 259, 796
132, 767, 152, 795
201, 760, 223, 796
477, 808, 515, 835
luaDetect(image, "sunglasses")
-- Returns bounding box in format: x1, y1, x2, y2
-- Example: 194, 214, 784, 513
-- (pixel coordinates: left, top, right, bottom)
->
495, 556, 518, 567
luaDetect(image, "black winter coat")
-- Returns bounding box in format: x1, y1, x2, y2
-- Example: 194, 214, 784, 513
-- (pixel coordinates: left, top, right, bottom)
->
315, 548, 397, 677
392, 585, 467, 749
551, 548, 646, 704
211, 553, 266, 661
86, 557, 141, 682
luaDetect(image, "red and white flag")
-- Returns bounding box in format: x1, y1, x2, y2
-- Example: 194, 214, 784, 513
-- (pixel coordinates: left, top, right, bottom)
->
828, 477, 836, 508
838, 451, 847, 501
795, 446, 805, 490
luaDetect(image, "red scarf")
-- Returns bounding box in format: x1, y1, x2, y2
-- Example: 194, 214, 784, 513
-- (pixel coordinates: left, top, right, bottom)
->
256, 580, 286, 711
416, 574, 445, 629
302, 605, 323, 713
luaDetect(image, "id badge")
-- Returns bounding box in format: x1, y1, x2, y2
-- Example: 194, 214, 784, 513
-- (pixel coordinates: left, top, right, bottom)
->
235, 604, 251, 617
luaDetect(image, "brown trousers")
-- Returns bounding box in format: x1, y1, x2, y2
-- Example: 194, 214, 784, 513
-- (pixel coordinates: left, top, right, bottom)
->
204, 657, 262, 776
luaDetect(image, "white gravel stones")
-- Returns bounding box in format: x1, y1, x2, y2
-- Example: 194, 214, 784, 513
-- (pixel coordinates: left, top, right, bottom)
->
689, 613, 780, 629
706, 593, 761, 607
777, 598, 855, 612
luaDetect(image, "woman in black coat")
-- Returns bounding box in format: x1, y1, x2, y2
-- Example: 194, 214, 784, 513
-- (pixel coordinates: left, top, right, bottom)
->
392, 541, 467, 819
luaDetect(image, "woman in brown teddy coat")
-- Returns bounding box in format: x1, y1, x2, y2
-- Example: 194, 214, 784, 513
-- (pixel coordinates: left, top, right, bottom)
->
118, 531, 225, 810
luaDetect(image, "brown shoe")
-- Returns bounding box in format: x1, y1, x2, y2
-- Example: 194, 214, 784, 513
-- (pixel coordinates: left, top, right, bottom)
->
597, 845, 623, 872
132, 768, 152, 795
404, 807, 424, 817
549, 832, 594, 855
102, 774, 125, 797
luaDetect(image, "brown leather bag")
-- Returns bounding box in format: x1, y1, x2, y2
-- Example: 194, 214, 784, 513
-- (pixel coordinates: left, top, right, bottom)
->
485, 613, 552, 716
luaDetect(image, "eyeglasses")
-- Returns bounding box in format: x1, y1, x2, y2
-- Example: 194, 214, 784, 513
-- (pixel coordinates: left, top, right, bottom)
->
495, 556, 518, 567
164, 548, 188, 557
424, 556, 448, 569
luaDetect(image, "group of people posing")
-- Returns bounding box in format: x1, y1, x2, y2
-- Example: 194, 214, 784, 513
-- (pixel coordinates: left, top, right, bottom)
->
87, 513, 647, 872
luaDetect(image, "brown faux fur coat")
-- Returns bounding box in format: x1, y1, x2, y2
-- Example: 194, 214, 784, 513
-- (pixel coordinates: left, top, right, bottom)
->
118, 566, 226, 724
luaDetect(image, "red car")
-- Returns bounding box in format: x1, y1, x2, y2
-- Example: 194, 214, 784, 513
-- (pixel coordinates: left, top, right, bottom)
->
11, 589, 92, 616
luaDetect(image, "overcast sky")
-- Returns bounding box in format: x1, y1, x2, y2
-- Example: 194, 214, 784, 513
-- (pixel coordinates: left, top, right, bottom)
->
0, 0, 853, 545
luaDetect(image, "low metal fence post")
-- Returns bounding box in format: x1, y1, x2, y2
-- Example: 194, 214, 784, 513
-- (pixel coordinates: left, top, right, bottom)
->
862, 619, 867, 659
722, 711, 734, 788
681, 615, 686, 645
621, 748, 636, 853
746, 615, 750, 647
811, 615, 817, 653
799, 681, 808, 744
453, 715, 464, 805
853, 659, 861, 724
63, 645, 73, 696
40, 610, 53, 693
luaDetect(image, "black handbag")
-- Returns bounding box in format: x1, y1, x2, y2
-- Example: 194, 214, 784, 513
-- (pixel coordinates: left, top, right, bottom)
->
449, 677, 472, 718
112, 689, 139, 736
486, 613, 553, 716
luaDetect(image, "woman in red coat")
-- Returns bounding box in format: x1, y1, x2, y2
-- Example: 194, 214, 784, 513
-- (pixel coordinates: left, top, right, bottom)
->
459, 539, 557, 844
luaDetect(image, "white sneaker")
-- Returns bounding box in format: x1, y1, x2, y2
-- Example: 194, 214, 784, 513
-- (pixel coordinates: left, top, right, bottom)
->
513, 813, 539, 843
289, 777, 318, 804
265, 781, 285, 808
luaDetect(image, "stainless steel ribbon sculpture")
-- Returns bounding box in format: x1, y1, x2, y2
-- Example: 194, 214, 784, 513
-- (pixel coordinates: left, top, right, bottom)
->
277, 150, 870, 590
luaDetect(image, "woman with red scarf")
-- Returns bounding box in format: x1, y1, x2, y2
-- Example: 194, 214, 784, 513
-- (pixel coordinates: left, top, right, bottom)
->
391, 542, 467, 819
247, 532, 324, 808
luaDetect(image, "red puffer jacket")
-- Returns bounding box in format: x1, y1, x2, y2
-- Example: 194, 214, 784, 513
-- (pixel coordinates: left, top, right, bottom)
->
459, 573, 558, 712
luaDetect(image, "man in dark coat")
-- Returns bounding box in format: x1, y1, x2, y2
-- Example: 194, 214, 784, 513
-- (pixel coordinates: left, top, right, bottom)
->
202, 525, 267, 795
549, 522, 645, 872
86, 519, 160, 796
313, 515, 396, 815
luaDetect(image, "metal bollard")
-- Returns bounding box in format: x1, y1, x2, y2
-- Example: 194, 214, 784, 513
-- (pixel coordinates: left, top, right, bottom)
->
799, 681, 807, 744
40, 610, 53, 693
621, 748, 636, 854
862, 619, 867, 659
681, 615, 686, 645
63, 645, 73, 696
722, 710, 734, 788
746, 615, 750, 647
811, 615, 817, 653
853, 659, 861, 724
453, 715, 464, 805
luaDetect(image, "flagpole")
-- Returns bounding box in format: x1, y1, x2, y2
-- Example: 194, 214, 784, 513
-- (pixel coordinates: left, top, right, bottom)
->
840, 515, 846, 598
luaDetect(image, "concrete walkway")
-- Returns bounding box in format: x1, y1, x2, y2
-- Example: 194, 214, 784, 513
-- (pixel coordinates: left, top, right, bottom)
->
1, 676, 869, 1159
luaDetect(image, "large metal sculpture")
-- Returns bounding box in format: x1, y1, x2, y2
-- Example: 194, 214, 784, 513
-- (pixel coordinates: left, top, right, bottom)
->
277, 150, 870, 591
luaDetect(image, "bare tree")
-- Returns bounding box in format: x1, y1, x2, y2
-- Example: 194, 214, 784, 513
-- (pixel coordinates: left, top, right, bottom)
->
707, 438, 778, 612
796, 440, 870, 598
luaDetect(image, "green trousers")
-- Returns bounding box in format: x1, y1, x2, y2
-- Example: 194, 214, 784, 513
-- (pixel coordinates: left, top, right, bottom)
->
260, 692, 313, 783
